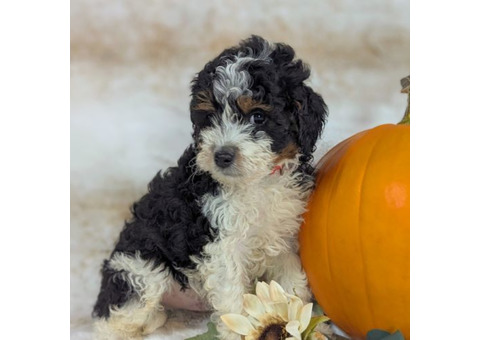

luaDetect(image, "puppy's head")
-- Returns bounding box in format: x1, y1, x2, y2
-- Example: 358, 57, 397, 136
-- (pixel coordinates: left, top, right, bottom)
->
190, 36, 327, 185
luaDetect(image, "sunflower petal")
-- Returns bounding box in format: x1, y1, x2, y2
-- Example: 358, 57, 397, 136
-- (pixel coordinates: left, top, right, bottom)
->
288, 299, 301, 321
220, 314, 254, 335
243, 294, 265, 320
247, 315, 261, 328
271, 302, 289, 321
286, 320, 302, 340
269, 280, 288, 303
298, 303, 313, 332
286, 293, 303, 306
256, 281, 271, 304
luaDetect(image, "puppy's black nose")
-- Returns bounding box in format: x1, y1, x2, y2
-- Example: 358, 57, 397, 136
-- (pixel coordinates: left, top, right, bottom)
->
214, 147, 237, 168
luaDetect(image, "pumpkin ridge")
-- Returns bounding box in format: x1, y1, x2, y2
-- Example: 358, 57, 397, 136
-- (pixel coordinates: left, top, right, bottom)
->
356, 131, 385, 331
320, 138, 358, 283
326, 131, 379, 334
304, 138, 358, 334
322, 138, 361, 332
321, 133, 371, 334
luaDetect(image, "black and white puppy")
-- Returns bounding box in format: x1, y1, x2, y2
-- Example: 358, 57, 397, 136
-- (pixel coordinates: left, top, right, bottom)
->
92, 35, 328, 340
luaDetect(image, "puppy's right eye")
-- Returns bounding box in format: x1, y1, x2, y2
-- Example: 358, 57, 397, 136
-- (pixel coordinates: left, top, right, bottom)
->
250, 112, 266, 125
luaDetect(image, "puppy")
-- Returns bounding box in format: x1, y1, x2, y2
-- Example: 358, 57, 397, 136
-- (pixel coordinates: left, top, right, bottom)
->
92, 35, 328, 340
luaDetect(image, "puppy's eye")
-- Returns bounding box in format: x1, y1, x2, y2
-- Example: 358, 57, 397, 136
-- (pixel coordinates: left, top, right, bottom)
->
250, 112, 266, 125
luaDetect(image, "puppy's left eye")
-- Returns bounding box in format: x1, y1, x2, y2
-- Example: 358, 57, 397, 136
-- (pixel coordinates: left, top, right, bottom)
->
250, 112, 266, 125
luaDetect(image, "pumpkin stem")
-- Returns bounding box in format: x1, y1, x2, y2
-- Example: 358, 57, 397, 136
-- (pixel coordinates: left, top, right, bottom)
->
398, 75, 410, 125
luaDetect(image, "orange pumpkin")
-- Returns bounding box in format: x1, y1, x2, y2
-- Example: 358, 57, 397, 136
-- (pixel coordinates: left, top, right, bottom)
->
299, 77, 410, 339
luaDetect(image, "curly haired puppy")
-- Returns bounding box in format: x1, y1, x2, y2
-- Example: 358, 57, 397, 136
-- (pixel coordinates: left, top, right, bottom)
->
92, 35, 328, 340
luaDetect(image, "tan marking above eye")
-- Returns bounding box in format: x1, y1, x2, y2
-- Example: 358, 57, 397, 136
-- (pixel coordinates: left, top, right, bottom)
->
192, 91, 215, 112
237, 96, 272, 114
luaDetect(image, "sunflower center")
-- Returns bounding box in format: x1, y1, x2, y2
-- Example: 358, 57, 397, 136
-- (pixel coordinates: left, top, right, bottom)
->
258, 322, 288, 340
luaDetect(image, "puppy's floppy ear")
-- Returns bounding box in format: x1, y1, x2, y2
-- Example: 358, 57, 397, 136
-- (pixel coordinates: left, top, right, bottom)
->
291, 85, 328, 157
269, 42, 328, 157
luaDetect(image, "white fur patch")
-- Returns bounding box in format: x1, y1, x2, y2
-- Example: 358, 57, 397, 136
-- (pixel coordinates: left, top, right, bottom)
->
196, 114, 274, 185
186, 162, 313, 340
93, 253, 173, 340
213, 41, 273, 106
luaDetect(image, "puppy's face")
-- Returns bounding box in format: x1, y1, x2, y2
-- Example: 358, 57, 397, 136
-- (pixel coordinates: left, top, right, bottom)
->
190, 36, 327, 185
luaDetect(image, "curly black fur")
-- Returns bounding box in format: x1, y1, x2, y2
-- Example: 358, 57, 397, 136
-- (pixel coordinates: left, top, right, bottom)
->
93, 262, 135, 318
93, 146, 218, 318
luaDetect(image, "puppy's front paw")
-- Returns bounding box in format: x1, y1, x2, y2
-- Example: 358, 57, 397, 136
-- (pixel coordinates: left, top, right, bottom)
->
291, 284, 313, 304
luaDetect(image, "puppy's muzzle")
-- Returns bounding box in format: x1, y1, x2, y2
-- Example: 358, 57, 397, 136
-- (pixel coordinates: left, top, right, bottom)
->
214, 146, 237, 169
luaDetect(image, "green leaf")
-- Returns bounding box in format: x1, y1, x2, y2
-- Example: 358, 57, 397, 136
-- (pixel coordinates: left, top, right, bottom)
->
301, 315, 330, 339
366, 329, 405, 340
185, 322, 219, 340
312, 301, 324, 316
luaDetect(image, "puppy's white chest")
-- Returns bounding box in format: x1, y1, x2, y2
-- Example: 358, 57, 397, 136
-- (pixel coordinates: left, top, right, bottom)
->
201, 176, 308, 250
186, 175, 310, 296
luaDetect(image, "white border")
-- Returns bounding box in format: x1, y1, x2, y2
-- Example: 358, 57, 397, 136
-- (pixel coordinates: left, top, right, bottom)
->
0, 1, 69, 338
412, 1, 480, 339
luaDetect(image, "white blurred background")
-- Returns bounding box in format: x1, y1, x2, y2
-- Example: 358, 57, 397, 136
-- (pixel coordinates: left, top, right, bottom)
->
70, 1, 409, 338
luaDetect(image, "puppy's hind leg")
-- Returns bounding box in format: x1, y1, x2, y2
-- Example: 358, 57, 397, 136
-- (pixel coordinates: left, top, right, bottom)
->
93, 252, 173, 340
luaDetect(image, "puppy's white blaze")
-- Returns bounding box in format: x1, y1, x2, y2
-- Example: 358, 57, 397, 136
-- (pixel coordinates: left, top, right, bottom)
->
213, 42, 273, 105
213, 58, 253, 105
